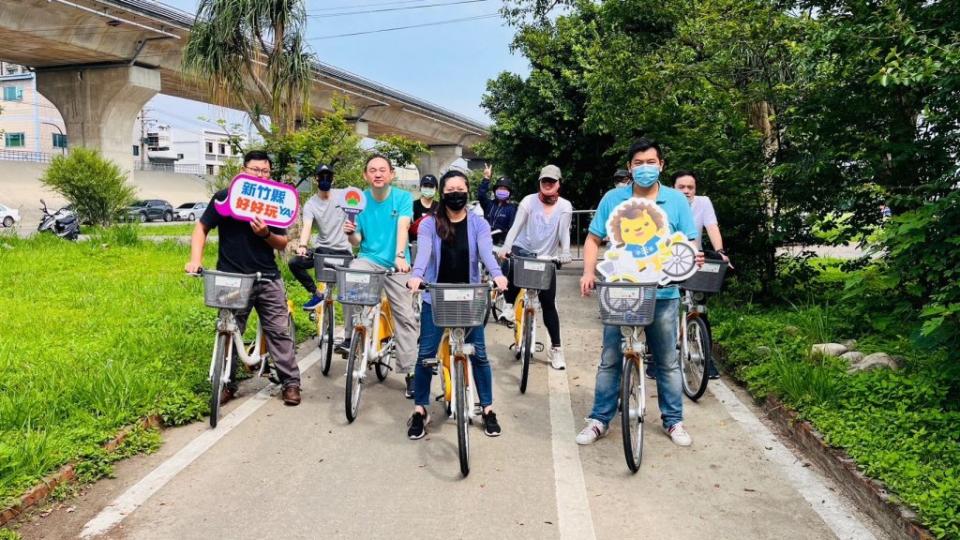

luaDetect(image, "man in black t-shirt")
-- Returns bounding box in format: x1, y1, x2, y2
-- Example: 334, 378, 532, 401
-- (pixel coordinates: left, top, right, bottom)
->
185, 150, 301, 406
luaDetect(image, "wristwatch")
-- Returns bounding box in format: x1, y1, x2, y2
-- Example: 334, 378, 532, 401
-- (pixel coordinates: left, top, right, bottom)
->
396, 251, 406, 258
716, 249, 726, 255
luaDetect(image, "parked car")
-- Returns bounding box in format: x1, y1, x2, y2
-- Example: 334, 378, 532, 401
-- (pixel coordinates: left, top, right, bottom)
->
0, 202, 20, 228
127, 199, 174, 223
175, 202, 207, 221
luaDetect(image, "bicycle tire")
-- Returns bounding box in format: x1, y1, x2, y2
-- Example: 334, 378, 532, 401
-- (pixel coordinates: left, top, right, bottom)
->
319, 303, 334, 376
209, 333, 229, 429
519, 309, 533, 394
621, 357, 644, 472
344, 328, 365, 423
681, 316, 711, 401
455, 357, 471, 477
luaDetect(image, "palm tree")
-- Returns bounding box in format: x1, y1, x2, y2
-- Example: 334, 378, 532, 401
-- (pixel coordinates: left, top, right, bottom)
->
183, 0, 313, 139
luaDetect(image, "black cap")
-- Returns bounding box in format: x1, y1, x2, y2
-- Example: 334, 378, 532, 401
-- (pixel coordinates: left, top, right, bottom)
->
494, 176, 513, 190
614, 169, 629, 179
316, 164, 334, 178
420, 174, 438, 188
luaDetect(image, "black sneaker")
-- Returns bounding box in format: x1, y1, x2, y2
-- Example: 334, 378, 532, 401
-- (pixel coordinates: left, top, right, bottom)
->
404, 374, 415, 399
707, 362, 720, 380
334, 339, 351, 355
482, 410, 501, 437
407, 411, 428, 439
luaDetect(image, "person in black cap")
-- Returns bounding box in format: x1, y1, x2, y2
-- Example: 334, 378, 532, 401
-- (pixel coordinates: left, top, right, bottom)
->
613, 168, 630, 189
290, 164, 352, 312
477, 163, 517, 245
410, 174, 437, 243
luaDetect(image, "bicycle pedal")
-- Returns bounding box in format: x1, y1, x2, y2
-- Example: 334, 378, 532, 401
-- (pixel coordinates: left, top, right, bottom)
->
308, 312, 317, 322
535, 342, 545, 353
422, 358, 439, 369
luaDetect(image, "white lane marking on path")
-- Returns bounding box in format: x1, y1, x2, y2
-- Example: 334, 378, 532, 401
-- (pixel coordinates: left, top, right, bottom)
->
708, 379, 877, 540
548, 367, 598, 540
80, 349, 321, 540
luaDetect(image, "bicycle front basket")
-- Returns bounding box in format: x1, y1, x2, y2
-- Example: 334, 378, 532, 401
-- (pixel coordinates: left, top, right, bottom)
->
430, 284, 490, 328
596, 281, 657, 327
314, 253, 354, 283
202, 270, 256, 310
512, 256, 555, 290
680, 259, 728, 293
336, 267, 386, 306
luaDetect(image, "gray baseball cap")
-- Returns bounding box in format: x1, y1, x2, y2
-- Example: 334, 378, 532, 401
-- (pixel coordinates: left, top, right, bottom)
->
539, 164, 562, 181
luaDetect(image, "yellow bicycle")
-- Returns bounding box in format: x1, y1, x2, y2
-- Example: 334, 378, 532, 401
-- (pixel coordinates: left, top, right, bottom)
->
312, 252, 353, 376
336, 266, 398, 423
509, 255, 558, 394
419, 282, 492, 477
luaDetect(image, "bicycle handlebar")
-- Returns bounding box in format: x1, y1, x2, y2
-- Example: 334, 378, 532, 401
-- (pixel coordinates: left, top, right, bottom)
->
185, 268, 266, 281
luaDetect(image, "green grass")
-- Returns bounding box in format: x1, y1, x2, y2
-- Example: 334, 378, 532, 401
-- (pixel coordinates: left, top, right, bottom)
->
713, 290, 960, 538
86, 223, 215, 238
0, 234, 316, 508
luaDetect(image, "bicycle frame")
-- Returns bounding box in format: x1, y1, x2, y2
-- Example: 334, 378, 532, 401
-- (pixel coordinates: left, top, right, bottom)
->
513, 288, 540, 352
348, 296, 397, 377
439, 328, 479, 421
210, 308, 268, 385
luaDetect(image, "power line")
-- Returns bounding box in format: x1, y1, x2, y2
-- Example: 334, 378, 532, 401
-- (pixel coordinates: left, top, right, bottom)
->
308, 12, 500, 40
307, 0, 492, 17
309, 0, 436, 12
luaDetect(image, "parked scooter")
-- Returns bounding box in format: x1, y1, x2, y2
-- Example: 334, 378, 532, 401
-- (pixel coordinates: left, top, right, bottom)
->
37, 199, 80, 240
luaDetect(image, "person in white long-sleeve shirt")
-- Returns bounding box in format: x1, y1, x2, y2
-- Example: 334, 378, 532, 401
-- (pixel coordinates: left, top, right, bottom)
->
498, 164, 573, 370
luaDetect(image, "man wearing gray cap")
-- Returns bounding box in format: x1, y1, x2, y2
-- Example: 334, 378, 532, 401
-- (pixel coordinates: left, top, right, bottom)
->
613, 169, 630, 189
499, 164, 574, 370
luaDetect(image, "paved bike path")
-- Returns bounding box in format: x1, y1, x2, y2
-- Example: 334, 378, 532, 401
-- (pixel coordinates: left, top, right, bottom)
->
17, 275, 882, 540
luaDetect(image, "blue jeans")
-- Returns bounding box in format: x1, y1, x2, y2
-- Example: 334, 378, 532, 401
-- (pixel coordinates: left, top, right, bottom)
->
588, 298, 683, 429
414, 302, 493, 408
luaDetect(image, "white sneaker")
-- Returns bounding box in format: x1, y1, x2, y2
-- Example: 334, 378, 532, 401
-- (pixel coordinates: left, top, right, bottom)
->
548, 346, 566, 370
576, 419, 608, 445
499, 304, 515, 324
665, 422, 693, 446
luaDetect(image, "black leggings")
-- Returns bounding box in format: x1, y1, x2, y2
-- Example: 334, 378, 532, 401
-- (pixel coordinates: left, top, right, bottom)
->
288, 247, 352, 295
503, 248, 562, 347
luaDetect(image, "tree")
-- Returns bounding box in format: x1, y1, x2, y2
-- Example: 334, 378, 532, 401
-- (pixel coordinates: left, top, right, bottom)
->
41, 148, 135, 227
183, 0, 313, 140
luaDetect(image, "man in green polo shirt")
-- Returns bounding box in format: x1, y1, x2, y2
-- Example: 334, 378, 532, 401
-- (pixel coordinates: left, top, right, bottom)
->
577, 138, 702, 447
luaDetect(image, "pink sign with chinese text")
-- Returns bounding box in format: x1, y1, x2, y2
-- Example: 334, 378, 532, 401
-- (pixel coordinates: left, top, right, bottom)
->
214, 173, 300, 228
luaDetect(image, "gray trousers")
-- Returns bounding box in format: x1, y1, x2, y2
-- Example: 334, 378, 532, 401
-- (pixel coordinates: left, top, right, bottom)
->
349, 258, 417, 374
228, 278, 300, 390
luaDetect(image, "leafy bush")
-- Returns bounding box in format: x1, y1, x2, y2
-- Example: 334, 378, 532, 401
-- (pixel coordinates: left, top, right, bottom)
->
40, 148, 135, 227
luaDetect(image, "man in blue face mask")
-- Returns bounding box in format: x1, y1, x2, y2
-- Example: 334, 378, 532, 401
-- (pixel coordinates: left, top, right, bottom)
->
289, 164, 353, 317
577, 138, 704, 449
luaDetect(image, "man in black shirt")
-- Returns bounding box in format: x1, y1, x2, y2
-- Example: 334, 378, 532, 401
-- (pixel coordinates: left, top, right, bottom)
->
410, 174, 437, 243
185, 150, 301, 406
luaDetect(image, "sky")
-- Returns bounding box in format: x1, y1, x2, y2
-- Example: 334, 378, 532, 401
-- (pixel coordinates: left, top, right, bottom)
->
147, 0, 530, 134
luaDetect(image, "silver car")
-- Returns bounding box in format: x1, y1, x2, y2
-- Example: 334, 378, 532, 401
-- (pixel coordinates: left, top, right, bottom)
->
0, 202, 20, 228
175, 202, 207, 221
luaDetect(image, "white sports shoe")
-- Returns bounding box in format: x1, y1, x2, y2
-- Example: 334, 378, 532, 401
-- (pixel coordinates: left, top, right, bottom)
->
499, 303, 515, 324
576, 419, 608, 445
548, 346, 566, 370
665, 422, 693, 446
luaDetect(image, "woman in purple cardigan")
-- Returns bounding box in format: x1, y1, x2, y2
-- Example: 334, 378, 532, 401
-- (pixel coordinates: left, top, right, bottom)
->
406, 170, 509, 440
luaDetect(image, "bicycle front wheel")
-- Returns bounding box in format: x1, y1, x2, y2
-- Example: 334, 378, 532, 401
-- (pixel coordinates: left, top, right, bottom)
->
681, 317, 711, 401
519, 310, 533, 394
209, 333, 230, 429
319, 302, 334, 376
621, 357, 644, 473
345, 328, 365, 423
455, 357, 471, 477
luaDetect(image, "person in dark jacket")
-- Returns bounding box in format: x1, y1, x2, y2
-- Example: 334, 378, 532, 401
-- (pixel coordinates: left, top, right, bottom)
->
477, 163, 517, 245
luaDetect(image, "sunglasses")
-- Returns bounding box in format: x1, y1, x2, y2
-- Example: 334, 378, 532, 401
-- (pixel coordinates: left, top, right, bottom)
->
540, 178, 559, 184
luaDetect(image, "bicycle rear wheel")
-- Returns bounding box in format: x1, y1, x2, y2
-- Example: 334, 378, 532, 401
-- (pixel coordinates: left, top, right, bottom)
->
345, 328, 365, 423
621, 357, 644, 473
681, 317, 711, 401
519, 310, 533, 394
319, 302, 334, 376
209, 333, 230, 429
455, 357, 471, 477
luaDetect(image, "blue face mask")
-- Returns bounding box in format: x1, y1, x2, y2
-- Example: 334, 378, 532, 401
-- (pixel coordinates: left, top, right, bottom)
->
631, 165, 660, 188
317, 178, 333, 191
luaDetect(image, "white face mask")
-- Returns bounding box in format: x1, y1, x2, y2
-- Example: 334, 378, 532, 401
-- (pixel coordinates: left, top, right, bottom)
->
421, 188, 436, 198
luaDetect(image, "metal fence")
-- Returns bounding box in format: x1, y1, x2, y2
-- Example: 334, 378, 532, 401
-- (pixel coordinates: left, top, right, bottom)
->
0, 149, 56, 164
133, 161, 207, 175
570, 209, 597, 260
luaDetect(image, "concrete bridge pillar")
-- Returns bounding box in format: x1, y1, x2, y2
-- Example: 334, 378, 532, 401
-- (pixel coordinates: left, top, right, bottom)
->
417, 144, 463, 179
37, 65, 161, 170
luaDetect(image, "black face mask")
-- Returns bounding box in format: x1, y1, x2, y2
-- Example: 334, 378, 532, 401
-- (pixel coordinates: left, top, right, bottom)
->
442, 191, 468, 211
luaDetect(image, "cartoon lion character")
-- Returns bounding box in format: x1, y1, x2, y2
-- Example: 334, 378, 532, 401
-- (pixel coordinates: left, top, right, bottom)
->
599, 198, 694, 283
